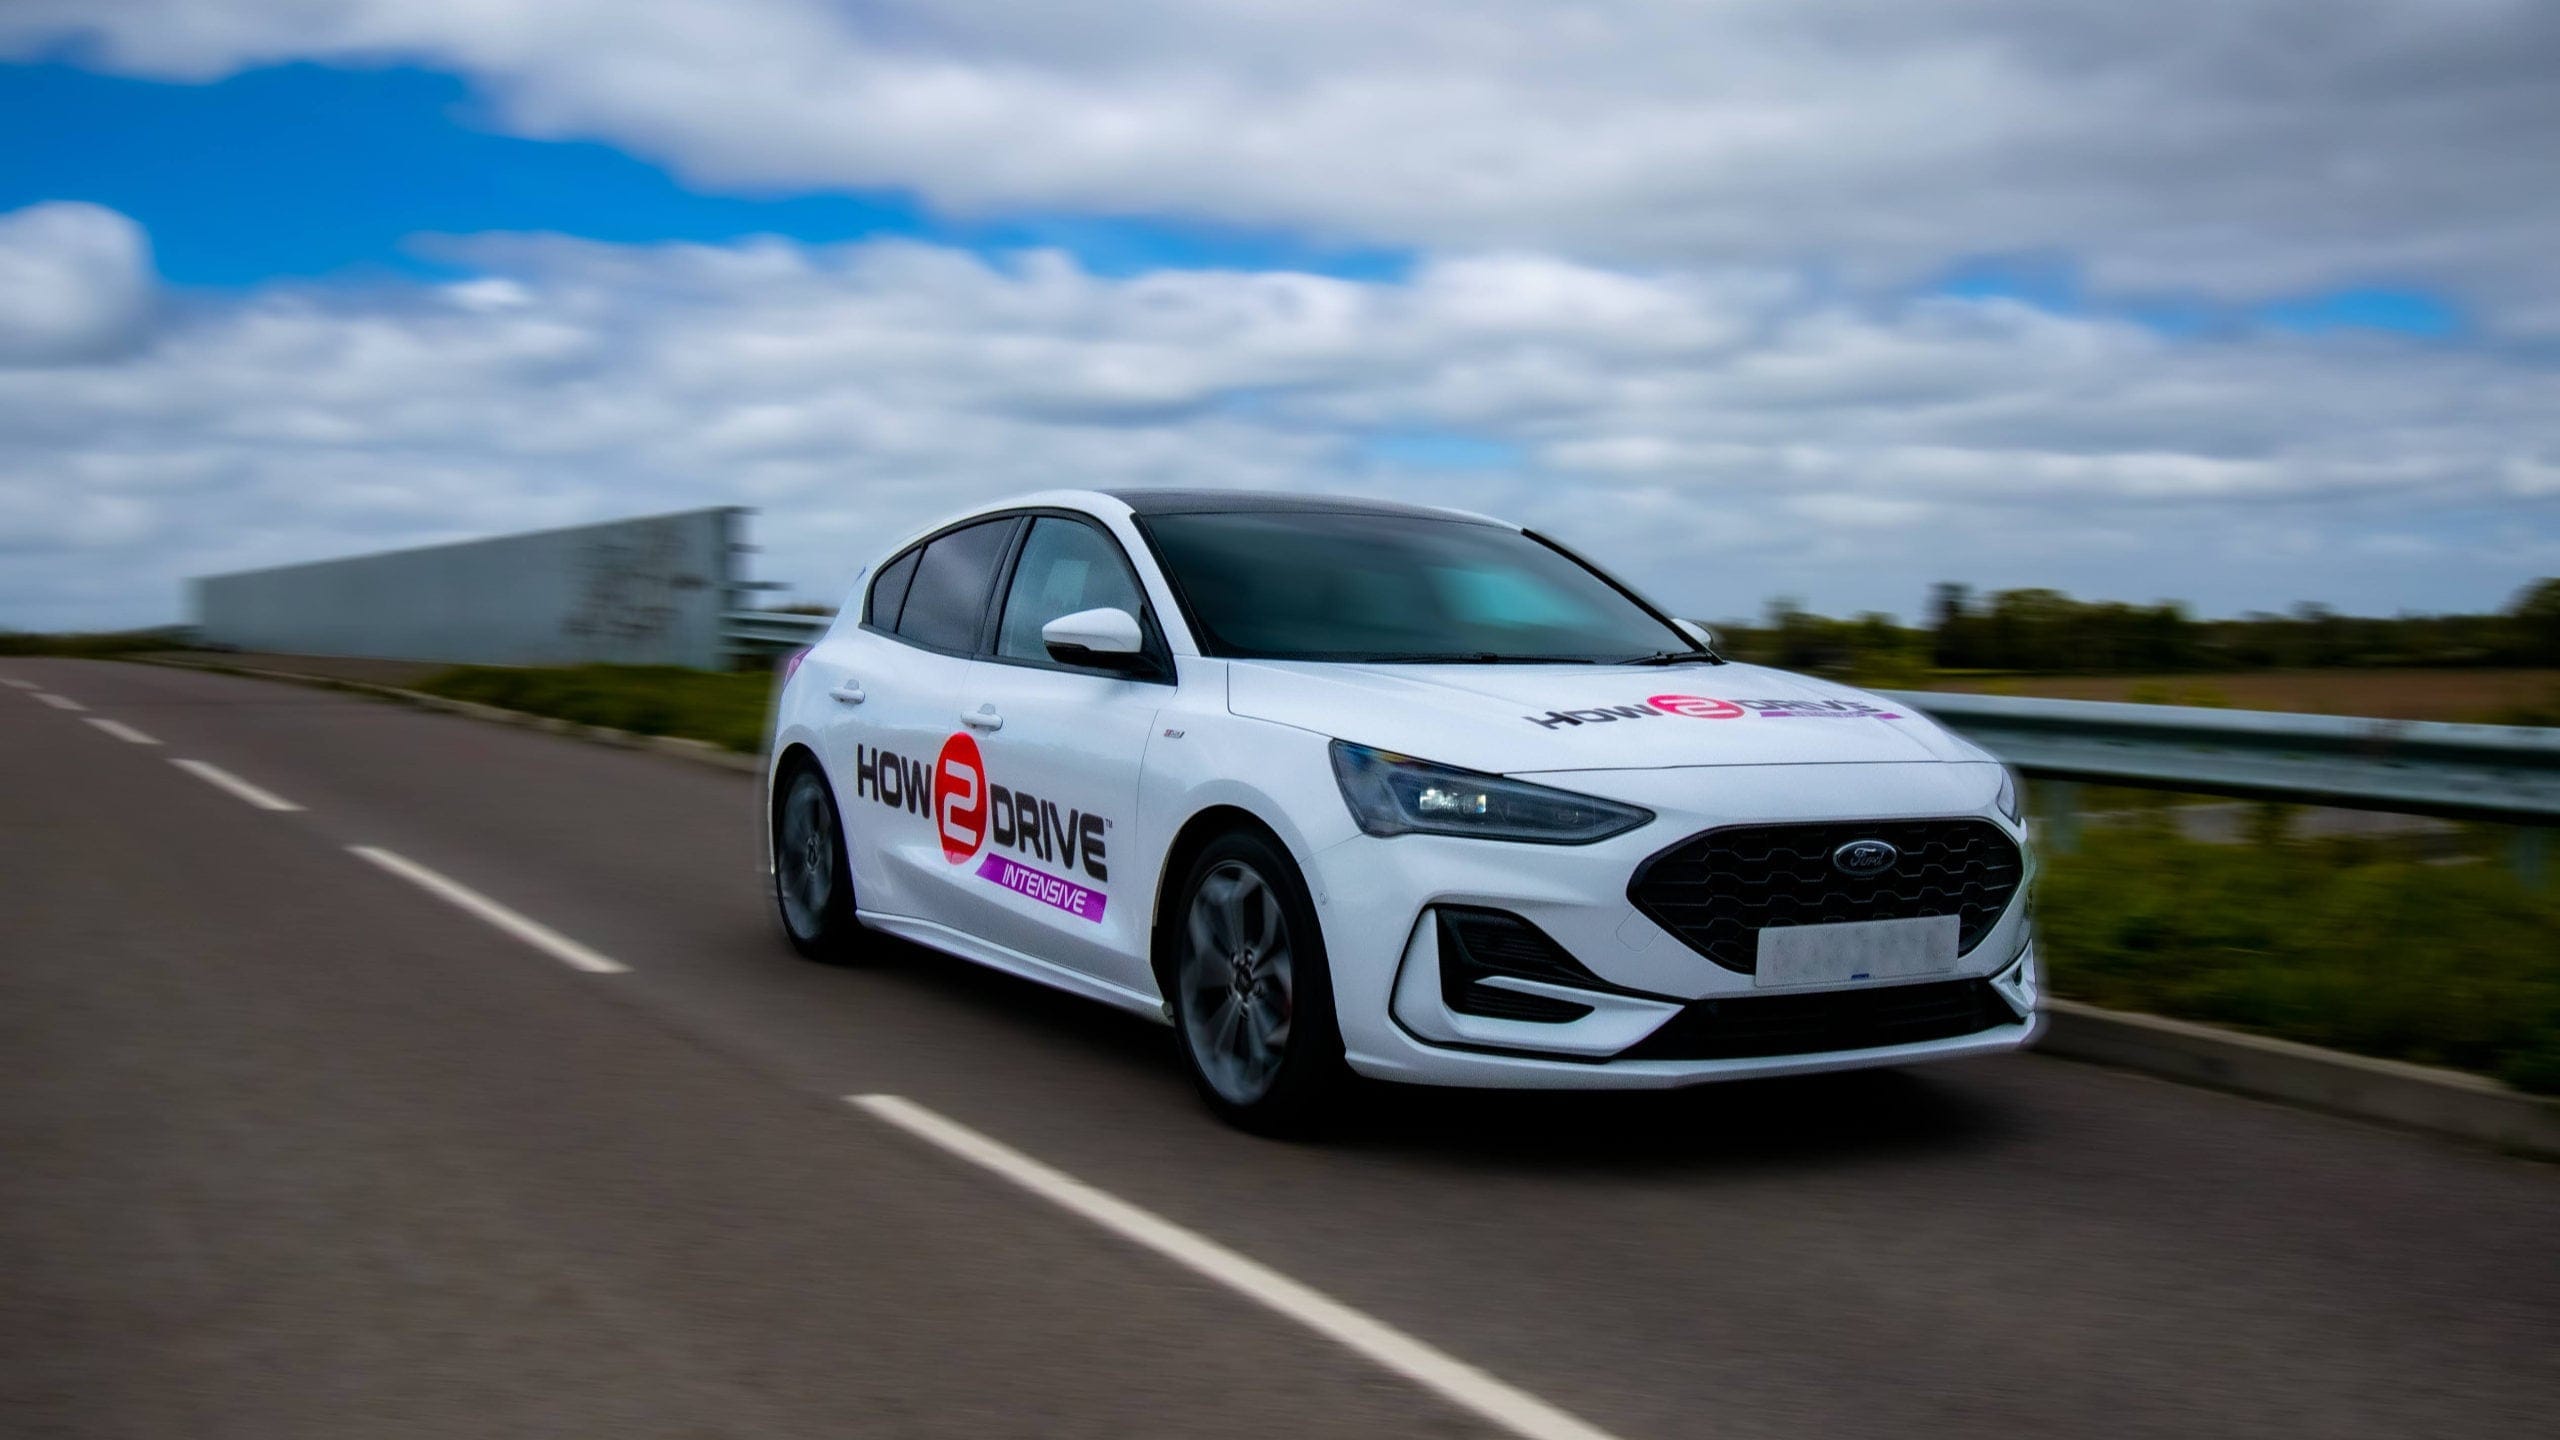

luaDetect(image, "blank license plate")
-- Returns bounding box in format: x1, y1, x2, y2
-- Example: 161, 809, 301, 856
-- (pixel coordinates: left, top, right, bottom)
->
1755, 914, 1960, 989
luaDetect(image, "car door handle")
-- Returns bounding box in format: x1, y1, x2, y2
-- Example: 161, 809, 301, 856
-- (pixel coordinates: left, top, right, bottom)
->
829, 682, 866, 704
961, 705, 1003, 732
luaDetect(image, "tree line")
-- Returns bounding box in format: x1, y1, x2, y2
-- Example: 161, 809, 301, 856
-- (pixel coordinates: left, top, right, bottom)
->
1715, 578, 2560, 675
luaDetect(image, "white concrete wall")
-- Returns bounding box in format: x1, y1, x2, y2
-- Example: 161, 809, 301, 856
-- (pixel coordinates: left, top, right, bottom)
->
194, 508, 745, 668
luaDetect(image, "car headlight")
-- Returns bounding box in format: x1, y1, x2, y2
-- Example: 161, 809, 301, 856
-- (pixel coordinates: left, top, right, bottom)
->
1995, 765, 2023, 824
1329, 741, 1653, 845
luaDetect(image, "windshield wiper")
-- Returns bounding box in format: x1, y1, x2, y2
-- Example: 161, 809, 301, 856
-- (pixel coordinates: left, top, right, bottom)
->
1349, 652, 1607, 665
1620, 648, 1726, 666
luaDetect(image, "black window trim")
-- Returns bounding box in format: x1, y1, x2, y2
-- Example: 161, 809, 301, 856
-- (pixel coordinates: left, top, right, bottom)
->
858, 513, 1025, 660
1519, 528, 1700, 649
982, 507, 1178, 685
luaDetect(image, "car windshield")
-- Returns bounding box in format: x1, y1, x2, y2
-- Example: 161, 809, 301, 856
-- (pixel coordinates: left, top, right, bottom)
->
1138, 510, 1694, 662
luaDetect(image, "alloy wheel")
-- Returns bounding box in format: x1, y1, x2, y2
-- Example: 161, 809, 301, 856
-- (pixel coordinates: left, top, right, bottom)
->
1177, 859, 1296, 1106
777, 772, 836, 941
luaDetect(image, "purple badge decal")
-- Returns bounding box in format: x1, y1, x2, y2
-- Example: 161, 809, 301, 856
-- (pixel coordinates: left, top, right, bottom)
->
976, 854, 1108, 922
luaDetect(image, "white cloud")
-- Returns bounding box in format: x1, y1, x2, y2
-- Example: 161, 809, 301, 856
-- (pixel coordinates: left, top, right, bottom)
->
5, 1, 2557, 325
0, 202, 156, 366
1, 207, 2553, 629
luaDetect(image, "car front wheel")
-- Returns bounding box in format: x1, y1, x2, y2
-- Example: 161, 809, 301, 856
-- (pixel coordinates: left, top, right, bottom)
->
1170, 829, 1344, 1133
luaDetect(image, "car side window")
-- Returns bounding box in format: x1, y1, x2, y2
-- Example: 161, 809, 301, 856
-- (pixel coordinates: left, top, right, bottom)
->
893, 518, 1017, 653
865, 547, 921, 630
994, 517, 1151, 665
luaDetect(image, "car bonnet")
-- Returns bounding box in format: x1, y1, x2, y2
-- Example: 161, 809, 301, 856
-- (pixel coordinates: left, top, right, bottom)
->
1225, 660, 1974, 775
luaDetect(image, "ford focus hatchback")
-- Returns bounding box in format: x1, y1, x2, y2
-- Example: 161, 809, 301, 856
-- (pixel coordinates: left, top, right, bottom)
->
766, 490, 2039, 1130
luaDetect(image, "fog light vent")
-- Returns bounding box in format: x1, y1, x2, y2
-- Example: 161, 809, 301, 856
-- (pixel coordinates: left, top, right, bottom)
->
1436, 908, 1601, 1023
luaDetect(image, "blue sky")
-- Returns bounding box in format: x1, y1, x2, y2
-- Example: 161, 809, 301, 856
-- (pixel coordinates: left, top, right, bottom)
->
0, 2, 2551, 630
0, 61, 1410, 287
0, 58, 2460, 340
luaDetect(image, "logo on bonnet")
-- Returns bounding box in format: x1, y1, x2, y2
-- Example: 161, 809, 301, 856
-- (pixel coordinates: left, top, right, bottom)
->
1522, 694, 1904, 728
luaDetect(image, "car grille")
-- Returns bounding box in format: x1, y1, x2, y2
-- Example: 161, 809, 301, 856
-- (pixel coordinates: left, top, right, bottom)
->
1629, 818, 2024, 975
1616, 977, 2024, 1062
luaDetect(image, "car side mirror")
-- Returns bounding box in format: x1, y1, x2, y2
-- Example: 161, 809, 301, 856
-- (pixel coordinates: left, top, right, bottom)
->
1675, 619, 1719, 652
1042, 607, 1153, 672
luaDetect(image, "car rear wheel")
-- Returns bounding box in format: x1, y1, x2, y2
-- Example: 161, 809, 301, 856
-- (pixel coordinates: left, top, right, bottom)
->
1170, 829, 1343, 1133
774, 763, 861, 963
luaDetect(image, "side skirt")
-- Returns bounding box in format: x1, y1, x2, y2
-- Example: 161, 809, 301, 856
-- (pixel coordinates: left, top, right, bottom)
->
858, 910, 1172, 1025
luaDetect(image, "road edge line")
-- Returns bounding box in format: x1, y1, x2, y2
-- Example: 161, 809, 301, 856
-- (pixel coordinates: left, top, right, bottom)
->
847, 1093, 1630, 1440
2037, 999, 2559, 1160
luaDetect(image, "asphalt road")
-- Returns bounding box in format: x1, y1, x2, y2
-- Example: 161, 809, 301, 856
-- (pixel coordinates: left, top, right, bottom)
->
3, 657, 2554, 1439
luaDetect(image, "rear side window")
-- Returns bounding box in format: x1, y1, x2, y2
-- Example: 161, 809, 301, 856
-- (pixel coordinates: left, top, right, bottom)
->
865, 548, 921, 629
895, 518, 1017, 652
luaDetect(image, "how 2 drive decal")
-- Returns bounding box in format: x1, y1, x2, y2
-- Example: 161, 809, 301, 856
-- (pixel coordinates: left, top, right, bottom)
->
1645, 694, 1746, 720
929, 732, 988, 863
855, 736, 1112, 921
1524, 693, 1905, 729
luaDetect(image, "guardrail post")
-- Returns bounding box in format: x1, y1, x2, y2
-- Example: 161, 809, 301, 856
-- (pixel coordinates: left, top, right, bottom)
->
2033, 780, 2082, 856
2512, 827, 2550, 889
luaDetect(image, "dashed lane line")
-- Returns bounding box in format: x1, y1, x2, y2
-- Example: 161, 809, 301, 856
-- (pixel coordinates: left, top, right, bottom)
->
85, 718, 162, 746
849, 1093, 1632, 1440
170, 758, 304, 812
347, 846, 630, 975
34, 692, 88, 712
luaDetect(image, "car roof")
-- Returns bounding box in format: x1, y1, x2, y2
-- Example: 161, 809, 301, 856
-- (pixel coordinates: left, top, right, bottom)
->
1100, 488, 1510, 526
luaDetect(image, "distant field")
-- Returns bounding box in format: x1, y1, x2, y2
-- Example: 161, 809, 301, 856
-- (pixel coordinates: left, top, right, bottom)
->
1911, 667, 2560, 724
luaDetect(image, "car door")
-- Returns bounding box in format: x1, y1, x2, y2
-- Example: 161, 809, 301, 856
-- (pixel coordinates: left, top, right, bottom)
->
819, 514, 1020, 923
946, 513, 1175, 996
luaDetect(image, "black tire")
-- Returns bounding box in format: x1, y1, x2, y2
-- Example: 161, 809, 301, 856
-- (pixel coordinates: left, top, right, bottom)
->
1166, 828, 1345, 1134
772, 761, 862, 964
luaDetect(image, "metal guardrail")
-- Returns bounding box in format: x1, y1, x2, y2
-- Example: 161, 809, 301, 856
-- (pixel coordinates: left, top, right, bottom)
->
1878, 690, 2556, 883
724, 609, 830, 659
1875, 690, 2560, 827
719, 610, 2554, 872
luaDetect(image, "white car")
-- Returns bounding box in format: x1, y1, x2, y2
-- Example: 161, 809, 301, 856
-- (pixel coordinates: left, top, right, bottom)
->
766, 490, 2039, 1130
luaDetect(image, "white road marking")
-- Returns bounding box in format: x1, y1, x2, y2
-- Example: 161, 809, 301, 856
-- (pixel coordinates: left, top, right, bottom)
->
347, 846, 630, 975
170, 758, 304, 812
848, 1094, 1629, 1440
34, 692, 88, 711
2, 678, 36, 689
85, 718, 162, 745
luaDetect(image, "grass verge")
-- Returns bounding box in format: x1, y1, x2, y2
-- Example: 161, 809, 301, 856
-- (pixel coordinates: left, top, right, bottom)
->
2040, 819, 2560, 1094
413, 664, 777, 754
1, 628, 191, 657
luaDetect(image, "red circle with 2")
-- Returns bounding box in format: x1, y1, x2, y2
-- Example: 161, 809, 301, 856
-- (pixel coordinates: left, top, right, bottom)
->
1649, 693, 1746, 720
932, 731, 988, 863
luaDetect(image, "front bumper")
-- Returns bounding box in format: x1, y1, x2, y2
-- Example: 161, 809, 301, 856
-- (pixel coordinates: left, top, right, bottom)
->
1304, 760, 2040, 1089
